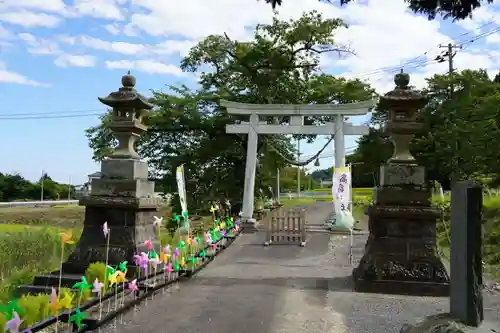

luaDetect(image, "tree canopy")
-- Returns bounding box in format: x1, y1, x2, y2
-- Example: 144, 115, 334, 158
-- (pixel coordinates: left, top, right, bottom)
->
263, 0, 493, 21
86, 11, 374, 212
351, 69, 500, 190
0, 173, 74, 202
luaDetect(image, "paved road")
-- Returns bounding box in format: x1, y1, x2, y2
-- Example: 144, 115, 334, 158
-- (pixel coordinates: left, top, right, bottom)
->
102, 202, 500, 333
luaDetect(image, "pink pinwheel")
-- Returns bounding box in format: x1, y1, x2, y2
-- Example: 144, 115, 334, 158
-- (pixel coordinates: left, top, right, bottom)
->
103, 222, 109, 238
204, 232, 212, 244
163, 245, 171, 255
4, 311, 23, 333
164, 262, 173, 274
133, 252, 149, 271
144, 239, 152, 251
211, 243, 217, 250
92, 278, 104, 295
127, 279, 138, 293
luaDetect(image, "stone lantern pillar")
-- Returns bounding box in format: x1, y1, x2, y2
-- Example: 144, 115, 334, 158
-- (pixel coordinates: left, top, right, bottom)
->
61, 72, 161, 275
352, 70, 450, 296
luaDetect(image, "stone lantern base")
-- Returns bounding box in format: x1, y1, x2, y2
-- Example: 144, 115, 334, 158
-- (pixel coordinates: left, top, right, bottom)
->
17, 159, 162, 296
352, 164, 450, 297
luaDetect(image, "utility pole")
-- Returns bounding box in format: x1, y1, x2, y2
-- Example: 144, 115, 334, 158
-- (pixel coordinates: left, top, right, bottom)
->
438, 43, 462, 75
276, 168, 280, 204
68, 175, 72, 200
297, 138, 301, 198
40, 169, 44, 202
438, 42, 462, 181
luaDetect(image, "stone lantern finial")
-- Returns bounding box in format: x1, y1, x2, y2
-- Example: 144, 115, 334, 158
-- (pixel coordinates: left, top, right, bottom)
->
379, 71, 428, 164
98, 72, 153, 159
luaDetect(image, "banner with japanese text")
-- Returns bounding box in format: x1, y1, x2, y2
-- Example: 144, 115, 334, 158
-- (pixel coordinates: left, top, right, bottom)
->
332, 166, 352, 214
176, 165, 189, 229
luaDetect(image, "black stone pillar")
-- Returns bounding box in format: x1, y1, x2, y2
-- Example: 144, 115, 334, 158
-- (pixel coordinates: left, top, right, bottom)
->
450, 181, 483, 327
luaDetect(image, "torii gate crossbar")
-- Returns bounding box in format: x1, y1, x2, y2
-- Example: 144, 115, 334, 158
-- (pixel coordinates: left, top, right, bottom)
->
221, 99, 376, 226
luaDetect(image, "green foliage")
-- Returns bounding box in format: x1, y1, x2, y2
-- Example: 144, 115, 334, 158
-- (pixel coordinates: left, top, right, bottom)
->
264, 0, 493, 21
86, 12, 374, 211
351, 69, 500, 190
0, 172, 75, 202
85, 262, 108, 292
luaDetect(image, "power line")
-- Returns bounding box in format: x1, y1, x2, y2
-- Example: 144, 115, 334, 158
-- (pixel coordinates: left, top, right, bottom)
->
0, 112, 103, 120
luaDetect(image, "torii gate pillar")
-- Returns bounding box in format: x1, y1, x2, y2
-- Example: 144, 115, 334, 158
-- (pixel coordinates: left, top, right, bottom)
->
222, 100, 376, 231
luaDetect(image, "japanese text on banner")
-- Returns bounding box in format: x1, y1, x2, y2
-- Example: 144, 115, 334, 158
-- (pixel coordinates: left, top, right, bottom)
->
332, 166, 351, 213
176, 165, 189, 229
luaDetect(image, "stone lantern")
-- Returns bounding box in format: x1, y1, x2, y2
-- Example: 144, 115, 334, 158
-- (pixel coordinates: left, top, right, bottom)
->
352, 70, 450, 296
20, 73, 162, 294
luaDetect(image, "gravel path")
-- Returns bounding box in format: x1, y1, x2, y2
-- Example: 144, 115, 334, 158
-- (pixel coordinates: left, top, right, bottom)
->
100, 202, 500, 333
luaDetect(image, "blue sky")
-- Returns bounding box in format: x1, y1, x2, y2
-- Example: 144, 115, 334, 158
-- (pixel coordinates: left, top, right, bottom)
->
1, 0, 499, 185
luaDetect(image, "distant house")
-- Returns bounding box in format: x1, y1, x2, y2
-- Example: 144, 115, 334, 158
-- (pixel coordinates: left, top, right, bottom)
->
319, 179, 333, 188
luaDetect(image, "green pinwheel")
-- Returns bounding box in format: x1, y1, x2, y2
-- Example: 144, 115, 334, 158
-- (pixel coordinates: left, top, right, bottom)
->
182, 211, 189, 219
149, 250, 159, 259
72, 276, 92, 293
0, 299, 23, 320
194, 236, 201, 244
187, 256, 197, 264
118, 261, 128, 272
178, 240, 186, 250
198, 249, 206, 258
105, 265, 116, 280
172, 213, 181, 224
69, 308, 88, 329
210, 230, 218, 242
173, 262, 180, 272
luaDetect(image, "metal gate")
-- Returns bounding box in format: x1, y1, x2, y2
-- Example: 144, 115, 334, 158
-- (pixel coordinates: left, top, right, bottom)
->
264, 208, 307, 247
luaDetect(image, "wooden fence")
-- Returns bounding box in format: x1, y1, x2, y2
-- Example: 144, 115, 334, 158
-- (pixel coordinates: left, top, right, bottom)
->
264, 208, 307, 247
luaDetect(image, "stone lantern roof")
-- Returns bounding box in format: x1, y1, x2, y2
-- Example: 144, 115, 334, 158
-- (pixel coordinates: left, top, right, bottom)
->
98, 71, 154, 110
379, 69, 428, 109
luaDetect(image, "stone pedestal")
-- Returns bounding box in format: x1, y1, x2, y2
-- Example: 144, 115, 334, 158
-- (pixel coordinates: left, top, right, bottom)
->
353, 164, 450, 296
64, 158, 160, 274
62, 197, 161, 275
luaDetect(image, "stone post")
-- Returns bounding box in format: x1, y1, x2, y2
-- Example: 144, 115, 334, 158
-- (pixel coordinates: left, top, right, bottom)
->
450, 181, 483, 327
352, 70, 450, 296
62, 72, 161, 275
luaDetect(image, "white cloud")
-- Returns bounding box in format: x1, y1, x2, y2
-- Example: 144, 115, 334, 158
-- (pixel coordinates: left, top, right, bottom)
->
153, 40, 197, 57
0, 24, 12, 39
0, 61, 50, 86
105, 59, 185, 76
0, 0, 67, 14
72, 0, 125, 20
128, 0, 340, 40
54, 54, 97, 67
19, 32, 61, 55
0, 10, 61, 28
59, 35, 146, 55
104, 23, 120, 35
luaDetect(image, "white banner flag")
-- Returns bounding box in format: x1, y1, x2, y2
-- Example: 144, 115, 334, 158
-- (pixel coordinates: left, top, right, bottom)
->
176, 165, 188, 227
332, 166, 352, 214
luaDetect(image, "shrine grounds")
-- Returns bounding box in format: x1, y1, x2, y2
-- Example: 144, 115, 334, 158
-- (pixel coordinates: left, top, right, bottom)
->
0, 188, 498, 306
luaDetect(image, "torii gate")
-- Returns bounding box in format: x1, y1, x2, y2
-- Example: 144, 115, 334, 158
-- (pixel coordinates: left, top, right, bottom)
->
221, 99, 376, 227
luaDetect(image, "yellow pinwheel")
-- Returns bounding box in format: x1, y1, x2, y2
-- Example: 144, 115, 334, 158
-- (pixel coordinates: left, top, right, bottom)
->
58, 291, 74, 310
60, 231, 75, 245
116, 271, 127, 284
108, 272, 118, 288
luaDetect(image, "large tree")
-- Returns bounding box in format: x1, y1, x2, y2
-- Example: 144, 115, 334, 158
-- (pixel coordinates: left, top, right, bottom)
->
351, 69, 500, 189
264, 0, 492, 21
86, 11, 374, 212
